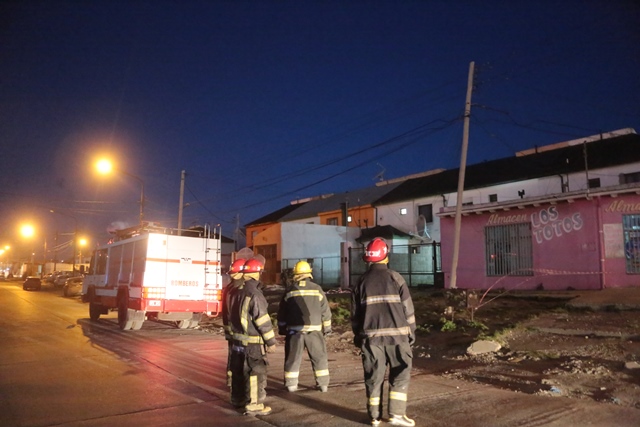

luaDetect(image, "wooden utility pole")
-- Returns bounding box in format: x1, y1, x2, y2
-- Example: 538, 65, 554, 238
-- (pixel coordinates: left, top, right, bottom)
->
449, 61, 475, 289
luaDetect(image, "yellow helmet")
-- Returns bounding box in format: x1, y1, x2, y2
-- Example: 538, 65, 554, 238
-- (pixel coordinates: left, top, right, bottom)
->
293, 260, 312, 275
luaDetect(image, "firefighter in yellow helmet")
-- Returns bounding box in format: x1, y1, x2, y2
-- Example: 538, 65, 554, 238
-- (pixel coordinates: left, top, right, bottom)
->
277, 260, 332, 393
351, 238, 416, 427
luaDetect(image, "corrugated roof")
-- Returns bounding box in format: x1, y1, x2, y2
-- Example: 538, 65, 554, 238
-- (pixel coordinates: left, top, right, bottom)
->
279, 182, 403, 222
374, 130, 640, 205
356, 225, 413, 243
245, 203, 306, 227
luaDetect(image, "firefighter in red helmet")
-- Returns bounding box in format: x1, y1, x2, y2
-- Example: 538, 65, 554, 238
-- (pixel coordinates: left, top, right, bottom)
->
222, 257, 247, 387
227, 255, 276, 416
351, 238, 416, 427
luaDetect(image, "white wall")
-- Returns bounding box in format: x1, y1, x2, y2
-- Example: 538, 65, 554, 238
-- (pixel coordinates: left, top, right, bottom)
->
376, 196, 445, 242
280, 223, 357, 259
374, 163, 640, 244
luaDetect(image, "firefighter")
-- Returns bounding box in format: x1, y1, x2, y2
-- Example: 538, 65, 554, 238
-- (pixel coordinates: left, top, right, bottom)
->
228, 256, 276, 416
222, 258, 247, 387
351, 238, 417, 427
277, 260, 332, 393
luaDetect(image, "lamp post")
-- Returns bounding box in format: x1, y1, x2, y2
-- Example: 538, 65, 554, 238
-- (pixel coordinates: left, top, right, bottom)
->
1, 245, 11, 276
96, 159, 145, 226
50, 210, 78, 273
20, 224, 36, 276
77, 238, 87, 267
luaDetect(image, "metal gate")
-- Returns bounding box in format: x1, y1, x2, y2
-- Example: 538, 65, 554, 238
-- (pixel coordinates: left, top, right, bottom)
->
349, 242, 442, 288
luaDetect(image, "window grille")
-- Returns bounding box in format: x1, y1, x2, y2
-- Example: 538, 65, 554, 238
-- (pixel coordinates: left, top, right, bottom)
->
484, 223, 533, 276
623, 215, 640, 274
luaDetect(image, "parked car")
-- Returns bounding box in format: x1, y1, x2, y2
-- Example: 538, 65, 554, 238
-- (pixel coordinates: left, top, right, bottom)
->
63, 276, 83, 297
23, 276, 42, 291
53, 272, 75, 288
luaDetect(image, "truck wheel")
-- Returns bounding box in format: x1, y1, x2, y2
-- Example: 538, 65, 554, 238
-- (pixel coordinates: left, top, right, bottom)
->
131, 311, 145, 330
189, 313, 202, 329
87, 287, 101, 321
176, 320, 191, 329
118, 294, 133, 331
89, 302, 102, 321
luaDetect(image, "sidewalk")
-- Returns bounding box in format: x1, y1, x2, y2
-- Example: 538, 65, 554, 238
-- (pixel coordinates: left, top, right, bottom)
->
242, 287, 640, 426
255, 342, 640, 427
566, 287, 640, 310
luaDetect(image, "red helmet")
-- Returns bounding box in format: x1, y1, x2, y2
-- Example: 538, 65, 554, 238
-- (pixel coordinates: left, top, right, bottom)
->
363, 238, 388, 263
229, 258, 246, 274
243, 257, 264, 273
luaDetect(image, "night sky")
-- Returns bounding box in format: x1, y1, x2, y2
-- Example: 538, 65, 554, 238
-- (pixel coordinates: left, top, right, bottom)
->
1, 0, 639, 260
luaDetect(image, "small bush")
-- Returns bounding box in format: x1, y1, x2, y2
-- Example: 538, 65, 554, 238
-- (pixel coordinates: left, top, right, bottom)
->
440, 318, 457, 332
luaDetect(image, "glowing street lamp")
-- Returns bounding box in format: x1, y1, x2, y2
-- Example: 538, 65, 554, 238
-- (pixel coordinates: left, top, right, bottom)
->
20, 224, 36, 271
20, 224, 35, 239
95, 158, 145, 226
77, 238, 88, 265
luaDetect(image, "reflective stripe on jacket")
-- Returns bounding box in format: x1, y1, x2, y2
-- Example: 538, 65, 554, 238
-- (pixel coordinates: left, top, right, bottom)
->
229, 278, 276, 347
351, 263, 416, 346
277, 279, 332, 334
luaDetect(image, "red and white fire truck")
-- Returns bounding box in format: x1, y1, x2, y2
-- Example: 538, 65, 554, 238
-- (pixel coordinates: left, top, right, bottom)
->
82, 224, 223, 331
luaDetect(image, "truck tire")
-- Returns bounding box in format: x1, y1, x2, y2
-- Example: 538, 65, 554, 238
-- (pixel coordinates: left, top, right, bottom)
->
118, 292, 133, 331
176, 319, 191, 329
189, 313, 203, 329
131, 312, 145, 330
89, 302, 102, 321
87, 287, 102, 321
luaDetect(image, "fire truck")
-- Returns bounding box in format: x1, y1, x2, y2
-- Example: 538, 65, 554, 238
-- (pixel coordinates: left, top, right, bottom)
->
82, 224, 223, 331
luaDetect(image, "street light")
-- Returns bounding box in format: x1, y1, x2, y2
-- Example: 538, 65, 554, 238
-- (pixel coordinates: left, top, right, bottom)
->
2, 245, 10, 275
96, 158, 145, 226
20, 224, 36, 275
50, 209, 78, 273
77, 238, 87, 266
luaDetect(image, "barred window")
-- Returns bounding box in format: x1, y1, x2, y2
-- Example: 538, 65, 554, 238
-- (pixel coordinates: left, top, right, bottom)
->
485, 223, 533, 276
623, 215, 640, 274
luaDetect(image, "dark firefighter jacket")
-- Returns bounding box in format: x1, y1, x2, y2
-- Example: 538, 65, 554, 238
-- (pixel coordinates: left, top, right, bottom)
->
351, 263, 416, 346
228, 278, 276, 347
222, 277, 244, 340
277, 279, 332, 335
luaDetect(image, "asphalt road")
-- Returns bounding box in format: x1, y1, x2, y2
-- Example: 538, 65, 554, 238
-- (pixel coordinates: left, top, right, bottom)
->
0, 279, 370, 427
2, 279, 640, 427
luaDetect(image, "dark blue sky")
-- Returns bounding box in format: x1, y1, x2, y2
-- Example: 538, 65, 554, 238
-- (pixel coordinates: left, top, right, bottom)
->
1, 0, 639, 258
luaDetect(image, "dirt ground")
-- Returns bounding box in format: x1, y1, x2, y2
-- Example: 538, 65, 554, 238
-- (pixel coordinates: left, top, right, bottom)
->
202, 287, 640, 410
321, 288, 640, 410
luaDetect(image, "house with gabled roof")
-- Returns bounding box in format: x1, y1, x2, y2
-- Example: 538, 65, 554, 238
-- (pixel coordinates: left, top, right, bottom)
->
434, 129, 640, 290
244, 183, 402, 285
373, 128, 640, 245
243, 128, 640, 290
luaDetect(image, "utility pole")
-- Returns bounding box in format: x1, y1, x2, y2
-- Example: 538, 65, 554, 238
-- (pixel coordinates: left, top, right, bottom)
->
178, 170, 186, 235
234, 214, 240, 251
450, 61, 475, 289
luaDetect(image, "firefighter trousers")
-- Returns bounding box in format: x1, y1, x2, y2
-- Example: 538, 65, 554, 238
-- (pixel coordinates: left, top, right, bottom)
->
226, 340, 233, 387
284, 331, 329, 388
360, 341, 412, 420
229, 344, 268, 408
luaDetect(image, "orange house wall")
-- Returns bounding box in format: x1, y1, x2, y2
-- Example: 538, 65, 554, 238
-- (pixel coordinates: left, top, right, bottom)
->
319, 205, 375, 227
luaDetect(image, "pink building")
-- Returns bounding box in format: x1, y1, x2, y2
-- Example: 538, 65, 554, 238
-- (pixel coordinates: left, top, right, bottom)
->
439, 186, 640, 290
